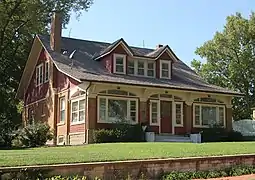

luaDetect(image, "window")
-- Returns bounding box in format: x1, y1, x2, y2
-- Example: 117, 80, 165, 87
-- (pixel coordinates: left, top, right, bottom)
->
127, 59, 135, 75
175, 102, 183, 126
150, 100, 159, 125
99, 90, 136, 96
59, 97, 65, 123
114, 54, 126, 74
137, 60, 145, 75
58, 135, 64, 145
127, 59, 155, 77
160, 60, 171, 79
36, 63, 43, 86
193, 104, 225, 127
147, 62, 155, 77
71, 99, 85, 123
44, 61, 49, 82
98, 97, 138, 124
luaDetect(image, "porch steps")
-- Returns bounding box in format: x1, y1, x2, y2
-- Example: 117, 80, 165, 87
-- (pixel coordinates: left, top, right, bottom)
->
155, 134, 191, 142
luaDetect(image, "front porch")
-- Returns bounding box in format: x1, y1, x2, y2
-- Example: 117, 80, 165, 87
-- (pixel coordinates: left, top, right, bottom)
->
67, 82, 234, 144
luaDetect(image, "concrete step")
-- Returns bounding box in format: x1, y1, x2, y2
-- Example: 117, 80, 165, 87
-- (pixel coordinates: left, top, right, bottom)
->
155, 134, 191, 142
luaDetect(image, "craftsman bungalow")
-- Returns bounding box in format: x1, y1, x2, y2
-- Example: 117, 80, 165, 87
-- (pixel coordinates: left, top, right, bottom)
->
16, 13, 242, 145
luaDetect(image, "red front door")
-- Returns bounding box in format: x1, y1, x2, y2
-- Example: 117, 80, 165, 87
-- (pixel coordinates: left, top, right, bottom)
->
160, 101, 172, 133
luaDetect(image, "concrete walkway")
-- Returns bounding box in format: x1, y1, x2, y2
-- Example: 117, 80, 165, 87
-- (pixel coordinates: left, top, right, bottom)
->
194, 174, 255, 180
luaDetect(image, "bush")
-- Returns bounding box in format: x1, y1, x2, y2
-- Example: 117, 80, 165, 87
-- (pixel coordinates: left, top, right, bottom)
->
93, 123, 145, 143
201, 125, 243, 142
13, 122, 53, 147
162, 165, 255, 180
0, 115, 15, 148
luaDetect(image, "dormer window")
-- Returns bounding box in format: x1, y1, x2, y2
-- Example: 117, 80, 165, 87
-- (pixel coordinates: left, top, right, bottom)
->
137, 60, 145, 75
113, 54, 126, 74
127, 59, 155, 77
160, 60, 171, 79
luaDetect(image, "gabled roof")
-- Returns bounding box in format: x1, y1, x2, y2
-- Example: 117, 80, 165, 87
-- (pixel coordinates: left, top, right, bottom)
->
34, 35, 242, 96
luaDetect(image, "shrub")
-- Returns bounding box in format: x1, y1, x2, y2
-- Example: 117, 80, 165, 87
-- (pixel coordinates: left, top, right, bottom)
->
0, 115, 15, 148
13, 122, 53, 147
201, 125, 243, 142
93, 123, 145, 143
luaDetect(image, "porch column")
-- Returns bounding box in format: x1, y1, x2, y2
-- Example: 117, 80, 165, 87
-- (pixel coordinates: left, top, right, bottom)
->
184, 102, 192, 134
86, 97, 97, 144
226, 105, 233, 131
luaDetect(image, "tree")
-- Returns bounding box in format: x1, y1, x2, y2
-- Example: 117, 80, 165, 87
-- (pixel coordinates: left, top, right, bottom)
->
0, 0, 93, 147
191, 12, 255, 120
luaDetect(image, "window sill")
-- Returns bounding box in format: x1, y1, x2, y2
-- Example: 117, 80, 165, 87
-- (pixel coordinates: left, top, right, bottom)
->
174, 124, 184, 127
57, 122, 65, 126
97, 121, 138, 124
71, 121, 85, 125
193, 125, 225, 128
150, 123, 159, 126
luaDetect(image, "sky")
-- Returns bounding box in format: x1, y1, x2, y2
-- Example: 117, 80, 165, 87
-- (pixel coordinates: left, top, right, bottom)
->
62, 0, 255, 66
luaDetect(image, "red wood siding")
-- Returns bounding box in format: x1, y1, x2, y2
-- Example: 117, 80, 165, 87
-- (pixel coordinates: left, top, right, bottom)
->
175, 127, 186, 135
25, 50, 49, 105
155, 51, 173, 79
54, 66, 79, 91
101, 54, 112, 73
70, 123, 85, 133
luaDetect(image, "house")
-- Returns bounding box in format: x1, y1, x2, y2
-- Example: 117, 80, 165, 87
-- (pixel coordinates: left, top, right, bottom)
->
16, 13, 242, 145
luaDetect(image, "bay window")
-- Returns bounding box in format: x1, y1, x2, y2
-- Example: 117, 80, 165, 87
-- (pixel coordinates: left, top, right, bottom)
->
98, 96, 138, 123
193, 104, 225, 127
114, 54, 126, 74
71, 99, 85, 123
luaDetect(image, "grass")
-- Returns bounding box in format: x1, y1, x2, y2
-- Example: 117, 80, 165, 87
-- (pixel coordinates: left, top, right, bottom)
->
1, 142, 255, 167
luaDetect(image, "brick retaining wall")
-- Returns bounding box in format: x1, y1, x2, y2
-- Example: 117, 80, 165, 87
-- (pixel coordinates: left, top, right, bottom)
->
1, 154, 255, 179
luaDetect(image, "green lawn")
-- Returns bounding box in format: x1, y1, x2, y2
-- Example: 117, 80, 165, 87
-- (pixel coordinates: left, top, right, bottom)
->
1, 142, 255, 167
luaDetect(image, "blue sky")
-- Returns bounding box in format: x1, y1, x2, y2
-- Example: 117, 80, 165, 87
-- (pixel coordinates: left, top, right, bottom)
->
62, 0, 255, 66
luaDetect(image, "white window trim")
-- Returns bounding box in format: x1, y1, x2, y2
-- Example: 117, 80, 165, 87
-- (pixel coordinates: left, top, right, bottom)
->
113, 54, 126, 74
127, 59, 156, 78
193, 103, 226, 128
44, 61, 50, 83
174, 102, 183, 127
160, 60, 171, 79
59, 97, 66, 124
150, 100, 160, 126
70, 97, 86, 125
36, 63, 44, 86
97, 96, 138, 124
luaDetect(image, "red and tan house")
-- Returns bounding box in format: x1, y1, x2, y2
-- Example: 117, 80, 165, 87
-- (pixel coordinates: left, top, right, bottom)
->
16, 13, 242, 145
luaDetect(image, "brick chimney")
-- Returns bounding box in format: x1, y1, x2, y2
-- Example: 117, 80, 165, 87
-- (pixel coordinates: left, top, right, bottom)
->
50, 12, 62, 52
156, 44, 163, 49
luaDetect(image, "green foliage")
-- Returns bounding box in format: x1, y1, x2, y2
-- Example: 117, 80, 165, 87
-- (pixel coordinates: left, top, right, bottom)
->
162, 166, 255, 180
0, 0, 93, 146
201, 126, 243, 142
13, 122, 53, 147
93, 123, 145, 143
0, 115, 15, 148
191, 12, 255, 120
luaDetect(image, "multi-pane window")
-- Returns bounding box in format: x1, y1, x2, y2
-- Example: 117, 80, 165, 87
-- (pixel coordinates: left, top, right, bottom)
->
175, 102, 183, 125
36, 64, 43, 86
59, 97, 65, 123
147, 62, 155, 77
98, 97, 138, 124
71, 99, 85, 123
160, 60, 171, 79
114, 54, 126, 74
127, 60, 135, 75
126, 59, 155, 77
137, 60, 145, 75
150, 101, 159, 125
45, 61, 49, 82
194, 104, 225, 127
